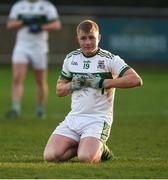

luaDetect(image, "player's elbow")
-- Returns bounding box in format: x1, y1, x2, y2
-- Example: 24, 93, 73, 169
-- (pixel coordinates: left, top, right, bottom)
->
56, 88, 63, 97
53, 21, 62, 30
139, 77, 143, 86
56, 22, 62, 30
6, 22, 12, 29
133, 75, 143, 87
56, 87, 68, 97
56, 81, 71, 97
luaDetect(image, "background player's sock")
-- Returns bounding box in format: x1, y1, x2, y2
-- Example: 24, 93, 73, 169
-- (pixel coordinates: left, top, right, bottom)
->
12, 101, 20, 114
36, 104, 45, 119
6, 101, 20, 118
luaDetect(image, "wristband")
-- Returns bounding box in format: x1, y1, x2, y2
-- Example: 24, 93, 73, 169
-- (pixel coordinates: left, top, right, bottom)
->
99, 79, 105, 88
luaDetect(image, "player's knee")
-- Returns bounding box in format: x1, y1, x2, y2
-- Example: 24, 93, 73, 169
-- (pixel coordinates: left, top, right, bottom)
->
78, 152, 99, 163
43, 149, 60, 162
13, 76, 23, 85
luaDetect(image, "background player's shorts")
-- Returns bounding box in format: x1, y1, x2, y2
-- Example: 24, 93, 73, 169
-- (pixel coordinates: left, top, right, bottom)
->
12, 47, 48, 70
52, 115, 112, 143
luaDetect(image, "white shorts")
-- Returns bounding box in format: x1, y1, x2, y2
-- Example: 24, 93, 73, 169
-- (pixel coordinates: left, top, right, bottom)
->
53, 115, 112, 143
12, 47, 48, 70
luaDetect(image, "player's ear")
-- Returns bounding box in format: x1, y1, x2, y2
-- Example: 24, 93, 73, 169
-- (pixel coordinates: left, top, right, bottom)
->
98, 34, 101, 42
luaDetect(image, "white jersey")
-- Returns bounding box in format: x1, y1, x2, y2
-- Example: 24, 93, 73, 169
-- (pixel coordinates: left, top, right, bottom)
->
8, 0, 59, 53
61, 48, 130, 123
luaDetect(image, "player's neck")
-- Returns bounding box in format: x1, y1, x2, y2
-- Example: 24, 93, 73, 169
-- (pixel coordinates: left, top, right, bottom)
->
82, 48, 100, 57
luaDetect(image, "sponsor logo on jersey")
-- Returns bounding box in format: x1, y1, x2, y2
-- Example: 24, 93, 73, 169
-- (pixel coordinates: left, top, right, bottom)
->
71, 61, 78, 66
97, 60, 105, 69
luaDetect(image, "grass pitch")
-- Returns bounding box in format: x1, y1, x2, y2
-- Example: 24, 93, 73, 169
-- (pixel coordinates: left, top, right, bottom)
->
0, 64, 168, 178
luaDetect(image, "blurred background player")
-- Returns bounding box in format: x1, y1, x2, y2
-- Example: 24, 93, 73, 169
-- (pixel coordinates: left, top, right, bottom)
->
6, 0, 61, 119
43, 20, 143, 163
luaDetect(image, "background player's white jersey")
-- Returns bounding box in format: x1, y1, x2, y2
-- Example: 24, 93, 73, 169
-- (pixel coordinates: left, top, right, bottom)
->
8, 0, 59, 53
61, 48, 130, 123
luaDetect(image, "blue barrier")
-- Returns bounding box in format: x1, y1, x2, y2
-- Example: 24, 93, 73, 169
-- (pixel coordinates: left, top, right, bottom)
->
98, 18, 168, 63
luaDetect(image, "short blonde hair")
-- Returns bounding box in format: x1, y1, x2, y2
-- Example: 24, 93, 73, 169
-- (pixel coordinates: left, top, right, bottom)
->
76, 20, 99, 34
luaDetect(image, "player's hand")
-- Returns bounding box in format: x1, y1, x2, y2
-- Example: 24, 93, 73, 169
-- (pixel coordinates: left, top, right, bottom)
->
70, 76, 85, 91
84, 73, 105, 89
29, 23, 41, 33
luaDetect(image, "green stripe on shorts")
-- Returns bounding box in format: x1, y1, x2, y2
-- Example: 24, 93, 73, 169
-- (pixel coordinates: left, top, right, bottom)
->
100, 122, 111, 143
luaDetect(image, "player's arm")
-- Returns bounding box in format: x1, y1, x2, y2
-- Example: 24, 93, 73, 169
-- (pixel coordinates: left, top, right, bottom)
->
104, 68, 143, 89
56, 75, 85, 97
42, 2, 62, 31
42, 20, 61, 31
7, 3, 24, 30
56, 79, 72, 97
6, 19, 23, 30
85, 68, 143, 89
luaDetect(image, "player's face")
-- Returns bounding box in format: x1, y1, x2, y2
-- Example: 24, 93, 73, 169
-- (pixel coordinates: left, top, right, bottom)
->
77, 30, 101, 56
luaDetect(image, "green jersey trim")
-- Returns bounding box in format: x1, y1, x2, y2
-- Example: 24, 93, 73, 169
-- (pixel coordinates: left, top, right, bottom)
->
60, 71, 72, 80
18, 14, 49, 25
100, 122, 111, 143
66, 49, 82, 59
71, 72, 113, 79
118, 66, 130, 77
98, 50, 115, 59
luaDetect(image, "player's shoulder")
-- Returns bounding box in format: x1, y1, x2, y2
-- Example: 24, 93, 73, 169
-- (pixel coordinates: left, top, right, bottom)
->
66, 49, 82, 59
98, 48, 116, 60
12, 0, 26, 8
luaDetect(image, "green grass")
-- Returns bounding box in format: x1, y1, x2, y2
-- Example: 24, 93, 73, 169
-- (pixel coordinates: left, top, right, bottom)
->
0, 65, 168, 178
